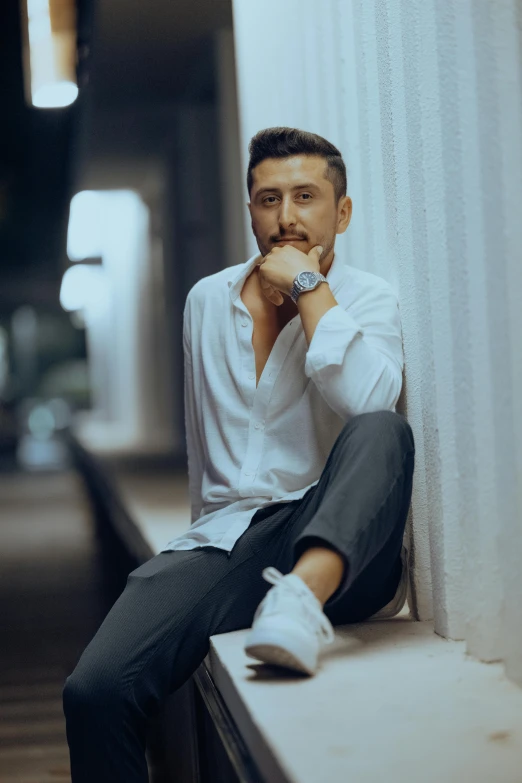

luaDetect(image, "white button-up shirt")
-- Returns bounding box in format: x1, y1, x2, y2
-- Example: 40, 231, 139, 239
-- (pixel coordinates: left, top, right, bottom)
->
163, 251, 404, 554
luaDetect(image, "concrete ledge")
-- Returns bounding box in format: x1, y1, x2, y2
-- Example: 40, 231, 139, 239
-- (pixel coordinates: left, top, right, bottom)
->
207, 620, 522, 783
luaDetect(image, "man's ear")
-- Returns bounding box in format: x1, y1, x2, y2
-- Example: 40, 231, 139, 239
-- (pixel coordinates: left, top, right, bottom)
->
337, 196, 352, 234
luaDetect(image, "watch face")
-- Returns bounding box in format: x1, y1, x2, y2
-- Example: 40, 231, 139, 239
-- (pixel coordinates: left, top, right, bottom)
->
298, 271, 318, 288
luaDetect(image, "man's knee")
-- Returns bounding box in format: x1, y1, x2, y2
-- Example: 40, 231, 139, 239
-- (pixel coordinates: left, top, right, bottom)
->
63, 662, 129, 720
344, 410, 415, 453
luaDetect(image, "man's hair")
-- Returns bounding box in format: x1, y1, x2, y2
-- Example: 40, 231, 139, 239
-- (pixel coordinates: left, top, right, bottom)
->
247, 127, 347, 205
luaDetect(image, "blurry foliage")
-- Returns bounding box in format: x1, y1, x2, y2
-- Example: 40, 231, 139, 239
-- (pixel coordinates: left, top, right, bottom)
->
0, 305, 90, 407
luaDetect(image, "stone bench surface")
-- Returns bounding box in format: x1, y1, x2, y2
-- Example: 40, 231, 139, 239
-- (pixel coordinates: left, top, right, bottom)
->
207, 622, 522, 783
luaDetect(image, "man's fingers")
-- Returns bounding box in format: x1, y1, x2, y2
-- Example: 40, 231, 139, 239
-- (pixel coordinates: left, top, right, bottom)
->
309, 244, 324, 262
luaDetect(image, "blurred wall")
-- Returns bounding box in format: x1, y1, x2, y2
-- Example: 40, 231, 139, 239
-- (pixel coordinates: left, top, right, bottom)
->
215, 28, 248, 272
74, 99, 227, 453
231, 0, 522, 686
72, 4, 243, 455
167, 100, 229, 449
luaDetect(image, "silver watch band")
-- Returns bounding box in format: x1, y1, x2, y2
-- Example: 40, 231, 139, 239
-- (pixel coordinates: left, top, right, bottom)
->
290, 272, 329, 304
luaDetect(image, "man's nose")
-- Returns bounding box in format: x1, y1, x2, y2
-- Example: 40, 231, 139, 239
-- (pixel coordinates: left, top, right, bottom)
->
278, 196, 298, 228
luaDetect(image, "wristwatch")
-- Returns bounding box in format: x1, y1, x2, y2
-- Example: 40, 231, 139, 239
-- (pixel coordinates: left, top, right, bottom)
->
290, 271, 329, 304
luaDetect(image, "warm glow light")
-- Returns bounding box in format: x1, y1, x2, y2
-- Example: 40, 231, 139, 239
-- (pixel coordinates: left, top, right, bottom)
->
21, 0, 78, 109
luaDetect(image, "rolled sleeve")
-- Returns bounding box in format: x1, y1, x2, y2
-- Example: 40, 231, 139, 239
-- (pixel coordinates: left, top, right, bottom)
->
304, 285, 404, 420
305, 305, 364, 373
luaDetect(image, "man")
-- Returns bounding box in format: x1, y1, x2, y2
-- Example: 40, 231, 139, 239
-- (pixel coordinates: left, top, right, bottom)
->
63, 127, 415, 782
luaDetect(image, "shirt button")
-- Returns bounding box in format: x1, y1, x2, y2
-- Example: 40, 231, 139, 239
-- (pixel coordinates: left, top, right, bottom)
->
241, 321, 248, 327
254, 422, 264, 429
244, 471, 251, 476
248, 373, 255, 380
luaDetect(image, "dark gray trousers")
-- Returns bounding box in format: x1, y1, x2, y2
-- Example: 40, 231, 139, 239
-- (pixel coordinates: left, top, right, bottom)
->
63, 410, 415, 782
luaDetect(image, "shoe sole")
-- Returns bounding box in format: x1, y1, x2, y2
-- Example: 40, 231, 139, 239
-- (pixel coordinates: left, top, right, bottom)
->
370, 545, 410, 620
245, 631, 317, 675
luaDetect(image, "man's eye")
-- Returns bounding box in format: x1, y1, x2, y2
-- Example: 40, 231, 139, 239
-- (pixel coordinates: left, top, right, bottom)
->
262, 194, 312, 204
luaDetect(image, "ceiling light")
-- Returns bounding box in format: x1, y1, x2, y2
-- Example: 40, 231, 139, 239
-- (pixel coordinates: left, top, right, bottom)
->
20, 0, 78, 109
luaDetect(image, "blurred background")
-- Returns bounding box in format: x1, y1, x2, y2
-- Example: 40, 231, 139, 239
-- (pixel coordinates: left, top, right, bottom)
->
0, 0, 246, 473
0, 0, 247, 779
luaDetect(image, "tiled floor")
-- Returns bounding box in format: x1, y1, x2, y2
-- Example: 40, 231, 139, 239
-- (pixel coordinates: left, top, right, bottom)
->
0, 469, 134, 782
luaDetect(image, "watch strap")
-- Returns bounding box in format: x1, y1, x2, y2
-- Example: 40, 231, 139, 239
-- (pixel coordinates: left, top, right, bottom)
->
290, 271, 329, 304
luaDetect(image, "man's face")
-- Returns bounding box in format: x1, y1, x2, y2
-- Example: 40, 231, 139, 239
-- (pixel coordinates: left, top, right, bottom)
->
247, 154, 352, 267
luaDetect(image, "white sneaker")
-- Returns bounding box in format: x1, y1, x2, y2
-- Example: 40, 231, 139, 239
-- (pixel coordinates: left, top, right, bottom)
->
244, 566, 336, 676
369, 544, 410, 620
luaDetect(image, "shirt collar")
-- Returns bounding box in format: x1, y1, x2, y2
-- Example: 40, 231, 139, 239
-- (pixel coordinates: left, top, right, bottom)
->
227, 249, 345, 302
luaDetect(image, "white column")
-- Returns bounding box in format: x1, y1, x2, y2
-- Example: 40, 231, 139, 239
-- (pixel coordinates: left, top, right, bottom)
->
214, 27, 248, 269
231, 0, 522, 684
68, 189, 173, 453
487, 0, 522, 686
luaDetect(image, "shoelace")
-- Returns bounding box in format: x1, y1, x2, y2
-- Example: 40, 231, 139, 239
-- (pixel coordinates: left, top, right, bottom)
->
258, 566, 336, 645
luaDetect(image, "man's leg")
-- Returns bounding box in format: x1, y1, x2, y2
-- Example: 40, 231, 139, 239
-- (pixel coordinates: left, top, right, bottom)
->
62, 530, 266, 783
290, 544, 345, 606
244, 410, 415, 626
289, 410, 415, 622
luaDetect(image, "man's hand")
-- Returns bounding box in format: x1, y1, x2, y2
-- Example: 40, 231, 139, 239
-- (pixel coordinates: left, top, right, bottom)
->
256, 245, 323, 306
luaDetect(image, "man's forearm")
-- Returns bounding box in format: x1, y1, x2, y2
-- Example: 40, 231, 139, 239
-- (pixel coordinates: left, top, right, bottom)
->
296, 282, 339, 347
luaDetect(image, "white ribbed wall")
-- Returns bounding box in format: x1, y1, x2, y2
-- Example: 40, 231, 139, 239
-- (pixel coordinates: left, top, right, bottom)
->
231, 0, 522, 685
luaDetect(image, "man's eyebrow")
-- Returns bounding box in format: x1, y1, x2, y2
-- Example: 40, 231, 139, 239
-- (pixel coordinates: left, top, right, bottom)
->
254, 182, 321, 197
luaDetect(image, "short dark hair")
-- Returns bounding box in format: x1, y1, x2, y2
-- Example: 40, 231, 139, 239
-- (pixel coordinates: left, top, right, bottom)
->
247, 127, 347, 204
